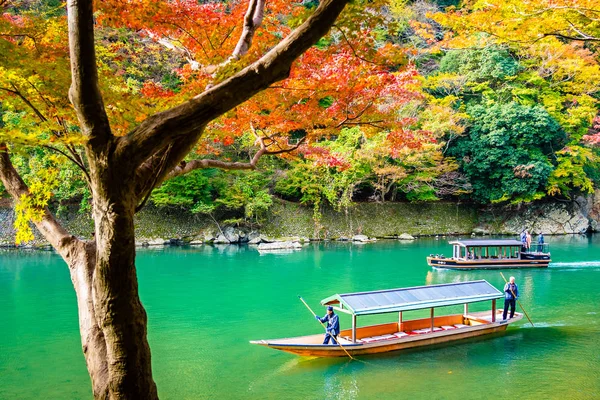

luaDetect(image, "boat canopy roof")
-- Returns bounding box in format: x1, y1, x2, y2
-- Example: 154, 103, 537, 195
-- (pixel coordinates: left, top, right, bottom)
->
449, 239, 522, 247
320, 280, 502, 316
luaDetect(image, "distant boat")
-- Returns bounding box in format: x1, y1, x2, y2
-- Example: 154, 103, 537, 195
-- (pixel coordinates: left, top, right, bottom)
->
427, 239, 551, 270
250, 280, 522, 357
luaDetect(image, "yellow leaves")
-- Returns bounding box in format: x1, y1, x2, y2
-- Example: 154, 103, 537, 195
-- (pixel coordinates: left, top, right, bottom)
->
388, 0, 410, 18
547, 145, 597, 197
13, 164, 59, 245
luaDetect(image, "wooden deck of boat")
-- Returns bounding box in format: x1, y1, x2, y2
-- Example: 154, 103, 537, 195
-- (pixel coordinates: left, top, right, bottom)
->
251, 311, 523, 357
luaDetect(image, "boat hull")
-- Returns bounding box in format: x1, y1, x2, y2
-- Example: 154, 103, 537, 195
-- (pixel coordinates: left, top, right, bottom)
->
251, 312, 522, 357
427, 257, 550, 269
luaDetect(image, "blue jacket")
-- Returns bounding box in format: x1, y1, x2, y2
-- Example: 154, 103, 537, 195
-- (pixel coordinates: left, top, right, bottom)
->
318, 313, 340, 336
504, 282, 519, 300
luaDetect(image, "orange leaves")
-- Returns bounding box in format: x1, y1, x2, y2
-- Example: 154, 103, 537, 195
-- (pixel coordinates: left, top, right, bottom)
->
93, 0, 427, 162
98, 0, 296, 67
386, 128, 432, 158
140, 81, 175, 98
223, 136, 235, 146
301, 145, 351, 170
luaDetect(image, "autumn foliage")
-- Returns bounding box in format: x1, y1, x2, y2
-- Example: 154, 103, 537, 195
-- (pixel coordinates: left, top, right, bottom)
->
2, 0, 600, 223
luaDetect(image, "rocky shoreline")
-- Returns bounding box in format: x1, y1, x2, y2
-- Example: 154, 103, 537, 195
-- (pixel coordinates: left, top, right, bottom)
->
1, 193, 598, 249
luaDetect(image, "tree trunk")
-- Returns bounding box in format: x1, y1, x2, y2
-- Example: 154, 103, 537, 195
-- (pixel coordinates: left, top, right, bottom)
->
68, 240, 110, 398
67, 221, 157, 399
88, 175, 158, 399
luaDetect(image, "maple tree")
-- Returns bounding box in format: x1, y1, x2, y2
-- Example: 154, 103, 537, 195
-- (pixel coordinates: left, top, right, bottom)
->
0, 0, 360, 398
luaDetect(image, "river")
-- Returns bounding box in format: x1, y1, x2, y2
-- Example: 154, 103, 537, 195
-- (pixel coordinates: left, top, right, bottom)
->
0, 236, 598, 399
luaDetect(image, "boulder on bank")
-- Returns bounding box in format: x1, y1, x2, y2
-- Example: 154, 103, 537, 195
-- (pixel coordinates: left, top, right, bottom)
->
213, 234, 229, 244
352, 235, 376, 243
248, 232, 272, 245
223, 227, 240, 243
398, 233, 415, 240
472, 227, 490, 235
257, 241, 302, 251
247, 231, 260, 243
147, 238, 167, 246
248, 236, 262, 245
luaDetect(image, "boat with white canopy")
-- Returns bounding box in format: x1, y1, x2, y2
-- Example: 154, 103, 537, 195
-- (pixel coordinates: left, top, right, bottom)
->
427, 239, 551, 269
250, 280, 522, 357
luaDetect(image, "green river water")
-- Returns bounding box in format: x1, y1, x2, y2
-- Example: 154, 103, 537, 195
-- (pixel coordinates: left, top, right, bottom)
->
0, 236, 599, 399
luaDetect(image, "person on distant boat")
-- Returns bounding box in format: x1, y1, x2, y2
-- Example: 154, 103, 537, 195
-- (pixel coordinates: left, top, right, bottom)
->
520, 229, 527, 252
537, 232, 544, 252
503, 276, 519, 320
525, 230, 532, 251
316, 306, 340, 345
468, 249, 475, 260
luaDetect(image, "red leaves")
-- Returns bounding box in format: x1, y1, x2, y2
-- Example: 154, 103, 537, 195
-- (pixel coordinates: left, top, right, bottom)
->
386, 125, 435, 158
223, 136, 234, 146
94, 0, 431, 161
583, 116, 600, 145
140, 82, 175, 98
301, 146, 351, 170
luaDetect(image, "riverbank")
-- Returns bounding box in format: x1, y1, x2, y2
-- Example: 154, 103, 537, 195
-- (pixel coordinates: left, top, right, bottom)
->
1, 193, 599, 247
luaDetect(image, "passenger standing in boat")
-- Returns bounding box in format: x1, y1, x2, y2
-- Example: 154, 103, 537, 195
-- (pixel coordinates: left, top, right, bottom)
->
503, 277, 519, 320
537, 232, 544, 252
520, 230, 527, 252
526, 230, 532, 251
316, 306, 340, 344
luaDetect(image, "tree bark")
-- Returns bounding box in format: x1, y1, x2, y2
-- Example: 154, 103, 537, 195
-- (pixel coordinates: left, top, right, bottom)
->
68, 240, 110, 399
90, 171, 158, 399
231, 0, 266, 59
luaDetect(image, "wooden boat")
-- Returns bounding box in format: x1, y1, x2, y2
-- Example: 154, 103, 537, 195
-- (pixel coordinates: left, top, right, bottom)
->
250, 280, 522, 357
427, 239, 551, 270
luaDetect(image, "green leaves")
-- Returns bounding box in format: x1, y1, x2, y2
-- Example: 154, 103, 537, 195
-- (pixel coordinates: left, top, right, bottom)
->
150, 168, 274, 225
449, 102, 565, 203
151, 169, 214, 210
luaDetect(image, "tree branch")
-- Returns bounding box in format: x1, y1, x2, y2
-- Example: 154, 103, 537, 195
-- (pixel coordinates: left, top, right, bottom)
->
67, 0, 112, 145
201, 0, 266, 75
0, 143, 80, 259
1, 83, 48, 123
542, 31, 600, 42
333, 25, 380, 65
165, 135, 305, 180
231, 0, 265, 59
42, 144, 92, 185
335, 101, 374, 128
0, 83, 92, 180
118, 0, 349, 176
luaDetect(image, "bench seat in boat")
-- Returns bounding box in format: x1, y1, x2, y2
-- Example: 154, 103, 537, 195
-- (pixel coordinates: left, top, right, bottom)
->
356, 323, 476, 344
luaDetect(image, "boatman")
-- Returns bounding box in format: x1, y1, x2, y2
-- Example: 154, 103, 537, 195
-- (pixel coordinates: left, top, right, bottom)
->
316, 306, 340, 345
503, 276, 519, 320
